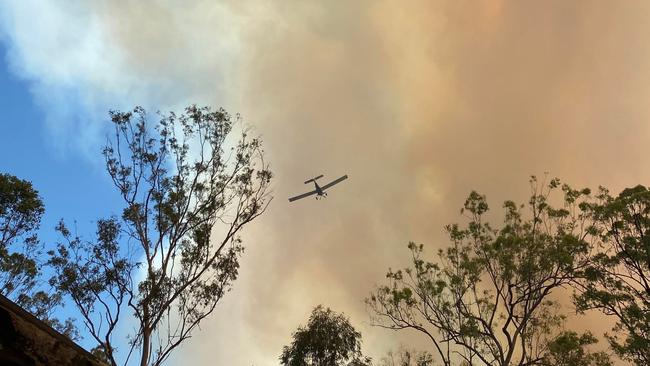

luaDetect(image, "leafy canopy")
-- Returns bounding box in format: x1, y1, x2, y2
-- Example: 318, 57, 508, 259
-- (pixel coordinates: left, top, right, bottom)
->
0, 173, 76, 338
575, 185, 650, 365
0, 173, 44, 298
48, 105, 272, 366
540, 331, 611, 366
367, 176, 607, 366
378, 346, 434, 366
281, 305, 371, 366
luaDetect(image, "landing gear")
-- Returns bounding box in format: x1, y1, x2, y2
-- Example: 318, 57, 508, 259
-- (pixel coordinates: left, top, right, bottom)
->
315, 193, 328, 200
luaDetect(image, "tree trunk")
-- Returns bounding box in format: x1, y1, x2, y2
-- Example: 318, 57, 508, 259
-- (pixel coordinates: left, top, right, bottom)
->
141, 304, 151, 366
140, 327, 150, 366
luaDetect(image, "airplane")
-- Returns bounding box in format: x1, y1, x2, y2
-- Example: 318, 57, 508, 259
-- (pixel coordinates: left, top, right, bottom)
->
288, 174, 349, 202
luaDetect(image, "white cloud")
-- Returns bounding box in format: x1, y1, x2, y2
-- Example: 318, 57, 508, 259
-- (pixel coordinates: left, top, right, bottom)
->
0, 0, 265, 157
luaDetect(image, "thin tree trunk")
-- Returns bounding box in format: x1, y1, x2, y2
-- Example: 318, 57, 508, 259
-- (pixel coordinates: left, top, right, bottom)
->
141, 306, 151, 366
140, 328, 150, 366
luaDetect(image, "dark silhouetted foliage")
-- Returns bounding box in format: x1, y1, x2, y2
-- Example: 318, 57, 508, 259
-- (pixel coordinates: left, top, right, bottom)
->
540, 331, 611, 366
575, 185, 650, 365
0, 173, 76, 339
378, 346, 434, 366
0, 173, 44, 299
367, 176, 598, 366
281, 305, 371, 366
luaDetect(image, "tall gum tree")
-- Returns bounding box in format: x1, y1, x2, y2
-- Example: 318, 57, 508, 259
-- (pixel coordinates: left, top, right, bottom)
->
0, 173, 76, 338
575, 185, 650, 365
0, 173, 44, 301
280, 305, 372, 366
367, 177, 609, 366
48, 105, 272, 366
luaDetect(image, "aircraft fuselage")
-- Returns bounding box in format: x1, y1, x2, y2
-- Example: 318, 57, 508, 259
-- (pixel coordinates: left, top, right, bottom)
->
314, 181, 324, 196
288, 174, 347, 202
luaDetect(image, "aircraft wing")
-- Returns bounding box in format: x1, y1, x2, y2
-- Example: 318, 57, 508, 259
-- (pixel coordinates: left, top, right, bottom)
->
288, 189, 318, 202
320, 175, 348, 191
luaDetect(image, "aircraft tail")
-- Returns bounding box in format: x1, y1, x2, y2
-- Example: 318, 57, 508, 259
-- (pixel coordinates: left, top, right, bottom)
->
304, 174, 324, 184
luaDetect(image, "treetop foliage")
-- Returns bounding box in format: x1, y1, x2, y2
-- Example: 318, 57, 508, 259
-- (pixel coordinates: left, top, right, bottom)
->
281, 305, 371, 366
574, 184, 650, 365
367, 176, 611, 366
47, 105, 272, 366
0, 173, 76, 338
0, 173, 44, 298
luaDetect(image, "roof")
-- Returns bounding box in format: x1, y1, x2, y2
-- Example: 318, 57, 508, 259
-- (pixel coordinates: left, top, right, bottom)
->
0, 293, 105, 366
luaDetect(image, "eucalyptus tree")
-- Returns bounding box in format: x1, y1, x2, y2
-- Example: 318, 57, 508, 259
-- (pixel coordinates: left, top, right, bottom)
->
48, 105, 272, 366
378, 346, 434, 366
281, 305, 371, 366
367, 177, 600, 366
0, 173, 44, 300
575, 185, 650, 365
0, 173, 75, 338
540, 331, 611, 366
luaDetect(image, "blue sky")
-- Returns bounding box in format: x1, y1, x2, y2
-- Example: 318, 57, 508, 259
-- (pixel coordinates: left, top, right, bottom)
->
0, 42, 123, 242
0, 42, 125, 350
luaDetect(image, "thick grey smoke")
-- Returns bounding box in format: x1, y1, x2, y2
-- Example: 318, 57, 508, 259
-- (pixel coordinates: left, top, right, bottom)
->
2, 1, 650, 364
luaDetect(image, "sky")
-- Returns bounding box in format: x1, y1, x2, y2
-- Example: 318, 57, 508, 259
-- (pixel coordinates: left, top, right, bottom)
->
1, 1, 650, 365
